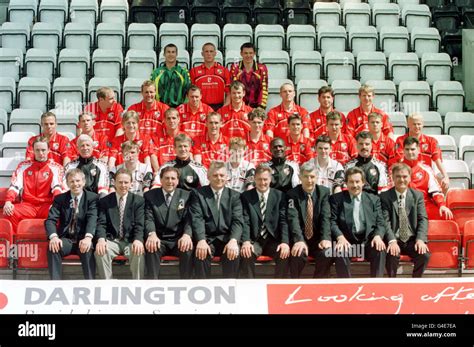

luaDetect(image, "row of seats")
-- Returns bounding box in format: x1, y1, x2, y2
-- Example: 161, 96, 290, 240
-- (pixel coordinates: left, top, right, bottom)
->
0, 72, 464, 116
0, 217, 469, 277
0, 21, 445, 57
8, 0, 454, 28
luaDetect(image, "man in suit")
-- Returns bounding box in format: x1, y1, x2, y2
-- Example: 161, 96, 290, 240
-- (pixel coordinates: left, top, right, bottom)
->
45, 169, 98, 280
95, 168, 145, 279
189, 161, 243, 278
329, 167, 387, 277
287, 162, 334, 278
144, 166, 193, 279
240, 165, 290, 278
380, 162, 430, 277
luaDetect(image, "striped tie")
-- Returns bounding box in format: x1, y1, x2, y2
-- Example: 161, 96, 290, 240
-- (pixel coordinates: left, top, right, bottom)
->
118, 196, 125, 239
398, 195, 410, 242
305, 193, 314, 240
260, 193, 268, 239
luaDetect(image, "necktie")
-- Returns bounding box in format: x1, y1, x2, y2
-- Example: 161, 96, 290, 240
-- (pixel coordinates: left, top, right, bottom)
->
69, 196, 79, 238
165, 192, 172, 207
353, 195, 361, 233
398, 194, 410, 242
304, 193, 314, 240
260, 193, 268, 239
215, 191, 220, 211
118, 196, 125, 239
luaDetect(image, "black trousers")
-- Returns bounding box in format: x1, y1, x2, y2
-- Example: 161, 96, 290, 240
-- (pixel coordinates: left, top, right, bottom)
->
334, 239, 386, 278
290, 239, 334, 278
194, 239, 239, 279
146, 239, 193, 279
386, 238, 431, 277
239, 235, 289, 278
47, 237, 95, 280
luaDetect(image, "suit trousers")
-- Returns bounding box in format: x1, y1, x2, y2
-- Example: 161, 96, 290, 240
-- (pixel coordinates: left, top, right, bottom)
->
386, 238, 431, 277
146, 239, 193, 279
335, 240, 386, 278
47, 237, 95, 280
95, 239, 145, 279
290, 240, 334, 278
239, 235, 289, 279
194, 238, 240, 279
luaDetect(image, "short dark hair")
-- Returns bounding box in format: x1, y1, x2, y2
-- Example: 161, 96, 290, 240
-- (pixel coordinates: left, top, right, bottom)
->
316, 135, 331, 146
345, 167, 365, 183
403, 136, 420, 148
288, 114, 302, 125
318, 86, 334, 97
240, 42, 255, 52
164, 43, 178, 54
160, 166, 181, 179
355, 131, 373, 141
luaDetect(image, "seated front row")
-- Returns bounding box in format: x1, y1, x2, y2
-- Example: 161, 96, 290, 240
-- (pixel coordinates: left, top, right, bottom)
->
44, 161, 431, 280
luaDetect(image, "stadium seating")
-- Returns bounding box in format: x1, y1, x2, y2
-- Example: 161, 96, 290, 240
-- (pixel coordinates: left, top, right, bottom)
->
52, 77, 85, 109
286, 24, 316, 56
433, 134, 457, 160
129, 0, 160, 24
31, 22, 62, 54
297, 79, 328, 111
18, 77, 51, 112
442, 160, 471, 189
433, 81, 465, 116
122, 78, 143, 109
0, 109, 8, 141
0, 156, 23, 188
324, 51, 355, 84
446, 189, 474, 234
291, 50, 322, 84
63, 22, 94, 52
100, 0, 128, 25
222, 24, 253, 53
7, 0, 37, 27
15, 219, 49, 270
0, 22, 30, 55
58, 49, 90, 82
387, 111, 408, 135
313, 2, 341, 29
0, 219, 13, 270
348, 25, 378, 57
426, 220, 461, 274
0, 77, 16, 114
9, 108, 42, 133
38, 0, 69, 29
0, 131, 33, 158
462, 220, 474, 270
421, 53, 452, 86
398, 81, 431, 113
70, 0, 98, 25
283, 0, 312, 26
459, 135, 474, 165
332, 80, 361, 112
25, 48, 57, 82
445, 112, 474, 146
0, 48, 23, 83
222, 0, 252, 25
357, 51, 387, 84
255, 24, 285, 54
96, 22, 126, 50
379, 26, 409, 57
190, 0, 221, 25
419, 111, 443, 135
254, 0, 282, 25
127, 23, 157, 51
160, 0, 189, 24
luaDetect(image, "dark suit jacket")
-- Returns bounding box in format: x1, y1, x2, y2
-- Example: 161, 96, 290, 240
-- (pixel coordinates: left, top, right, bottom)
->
96, 192, 145, 243
329, 191, 386, 243
287, 184, 331, 243
379, 187, 428, 243
189, 186, 243, 243
241, 188, 289, 244
144, 188, 191, 241
45, 190, 99, 239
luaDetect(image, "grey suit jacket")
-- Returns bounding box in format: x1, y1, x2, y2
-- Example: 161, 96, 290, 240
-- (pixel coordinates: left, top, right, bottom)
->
329, 190, 386, 243
189, 185, 243, 243
379, 187, 428, 243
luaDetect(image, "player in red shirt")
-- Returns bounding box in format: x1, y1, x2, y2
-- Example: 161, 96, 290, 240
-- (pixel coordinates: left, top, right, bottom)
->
245, 107, 272, 166
395, 112, 449, 192
190, 42, 231, 110
83, 86, 123, 139
194, 112, 229, 168
3, 137, 64, 232
217, 81, 252, 139
177, 85, 213, 140
346, 84, 394, 139
401, 136, 453, 220
230, 42, 268, 109
309, 86, 347, 137
69, 112, 110, 162
26, 111, 72, 166
127, 80, 169, 138
151, 108, 183, 171
326, 111, 357, 165
367, 112, 397, 167
284, 114, 315, 164
265, 82, 311, 140
108, 110, 152, 170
